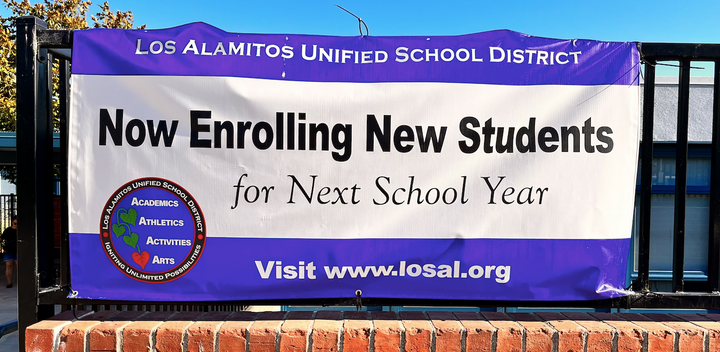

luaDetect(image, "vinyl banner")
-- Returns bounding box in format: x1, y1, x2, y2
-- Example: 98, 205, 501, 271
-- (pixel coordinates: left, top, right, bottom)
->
69, 23, 640, 301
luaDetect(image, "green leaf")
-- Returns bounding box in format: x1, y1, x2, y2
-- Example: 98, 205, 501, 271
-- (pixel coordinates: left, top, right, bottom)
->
112, 224, 125, 238
120, 208, 137, 226
123, 232, 139, 249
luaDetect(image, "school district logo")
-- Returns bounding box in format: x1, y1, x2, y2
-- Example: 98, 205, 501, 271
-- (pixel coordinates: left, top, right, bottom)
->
100, 177, 206, 283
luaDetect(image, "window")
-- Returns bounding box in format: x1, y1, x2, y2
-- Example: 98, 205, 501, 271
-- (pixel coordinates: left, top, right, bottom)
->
631, 144, 712, 288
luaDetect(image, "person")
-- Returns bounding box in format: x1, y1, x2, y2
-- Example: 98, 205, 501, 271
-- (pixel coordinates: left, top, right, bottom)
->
1, 215, 17, 288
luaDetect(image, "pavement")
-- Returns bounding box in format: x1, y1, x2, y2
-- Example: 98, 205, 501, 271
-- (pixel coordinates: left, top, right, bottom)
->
0, 260, 18, 352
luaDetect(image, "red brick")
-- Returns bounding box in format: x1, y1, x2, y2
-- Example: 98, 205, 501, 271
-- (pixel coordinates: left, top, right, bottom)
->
88, 311, 145, 352
589, 313, 643, 352
248, 311, 286, 352
674, 313, 720, 352
453, 312, 494, 352
122, 312, 176, 352
279, 311, 313, 352
186, 311, 233, 352
42, 309, 720, 352
508, 313, 553, 352
645, 313, 705, 352
217, 311, 257, 352
344, 311, 371, 352
26, 319, 73, 352
617, 313, 674, 352
123, 321, 162, 352
371, 311, 401, 352
482, 312, 523, 352
88, 321, 129, 351
427, 311, 463, 352
400, 311, 432, 352
57, 311, 121, 352
312, 311, 342, 352
563, 312, 613, 352
155, 311, 205, 352
27, 309, 94, 352
60, 321, 102, 352
536, 312, 585, 352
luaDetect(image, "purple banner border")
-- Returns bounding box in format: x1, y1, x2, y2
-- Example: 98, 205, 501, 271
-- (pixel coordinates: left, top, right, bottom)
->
72, 23, 639, 86
70, 234, 630, 302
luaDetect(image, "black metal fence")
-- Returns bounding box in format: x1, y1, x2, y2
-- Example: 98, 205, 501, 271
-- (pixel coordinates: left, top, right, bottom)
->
0, 194, 17, 230
11, 15, 720, 351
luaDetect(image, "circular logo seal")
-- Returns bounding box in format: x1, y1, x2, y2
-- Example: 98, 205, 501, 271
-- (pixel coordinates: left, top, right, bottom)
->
100, 177, 206, 283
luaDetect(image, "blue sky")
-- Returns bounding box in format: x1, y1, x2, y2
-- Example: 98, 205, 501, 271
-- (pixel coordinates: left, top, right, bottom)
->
107, 0, 720, 77
104, 0, 720, 43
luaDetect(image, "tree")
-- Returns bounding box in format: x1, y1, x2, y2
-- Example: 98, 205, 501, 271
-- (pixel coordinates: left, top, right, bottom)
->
0, 0, 145, 183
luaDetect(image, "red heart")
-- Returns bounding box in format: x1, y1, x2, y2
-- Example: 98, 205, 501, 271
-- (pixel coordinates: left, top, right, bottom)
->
132, 251, 150, 269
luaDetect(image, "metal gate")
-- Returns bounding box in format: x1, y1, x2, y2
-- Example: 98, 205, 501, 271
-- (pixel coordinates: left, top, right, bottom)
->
12, 15, 720, 350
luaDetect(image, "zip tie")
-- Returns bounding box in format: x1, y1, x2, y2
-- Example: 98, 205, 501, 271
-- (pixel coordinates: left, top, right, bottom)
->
355, 289, 363, 311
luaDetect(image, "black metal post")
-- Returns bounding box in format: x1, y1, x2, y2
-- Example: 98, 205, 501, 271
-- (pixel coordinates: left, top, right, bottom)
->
672, 59, 691, 292
59, 59, 70, 295
709, 62, 720, 292
15, 16, 48, 351
635, 60, 656, 292
36, 47, 56, 319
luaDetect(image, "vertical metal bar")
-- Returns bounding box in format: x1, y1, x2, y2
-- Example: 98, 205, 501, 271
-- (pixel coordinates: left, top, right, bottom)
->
2, 195, 7, 228
11, 194, 16, 220
16, 16, 48, 350
3, 196, 7, 228
673, 59, 691, 292
59, 59, 70, 291
35, 48, 55, 319
634, 59, 656, 292
709, 62, 720, 292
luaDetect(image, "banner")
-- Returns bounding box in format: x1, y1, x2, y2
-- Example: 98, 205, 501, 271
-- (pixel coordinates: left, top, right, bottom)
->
69, 23, 640, 301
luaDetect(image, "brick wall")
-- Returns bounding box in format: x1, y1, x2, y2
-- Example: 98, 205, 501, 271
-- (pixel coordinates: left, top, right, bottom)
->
25, 310, 720, 352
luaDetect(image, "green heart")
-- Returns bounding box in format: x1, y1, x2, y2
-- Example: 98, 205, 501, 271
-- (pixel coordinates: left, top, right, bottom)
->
120, 208, 137, 226
112, 224, 126, 238
123, 232, 139, 250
